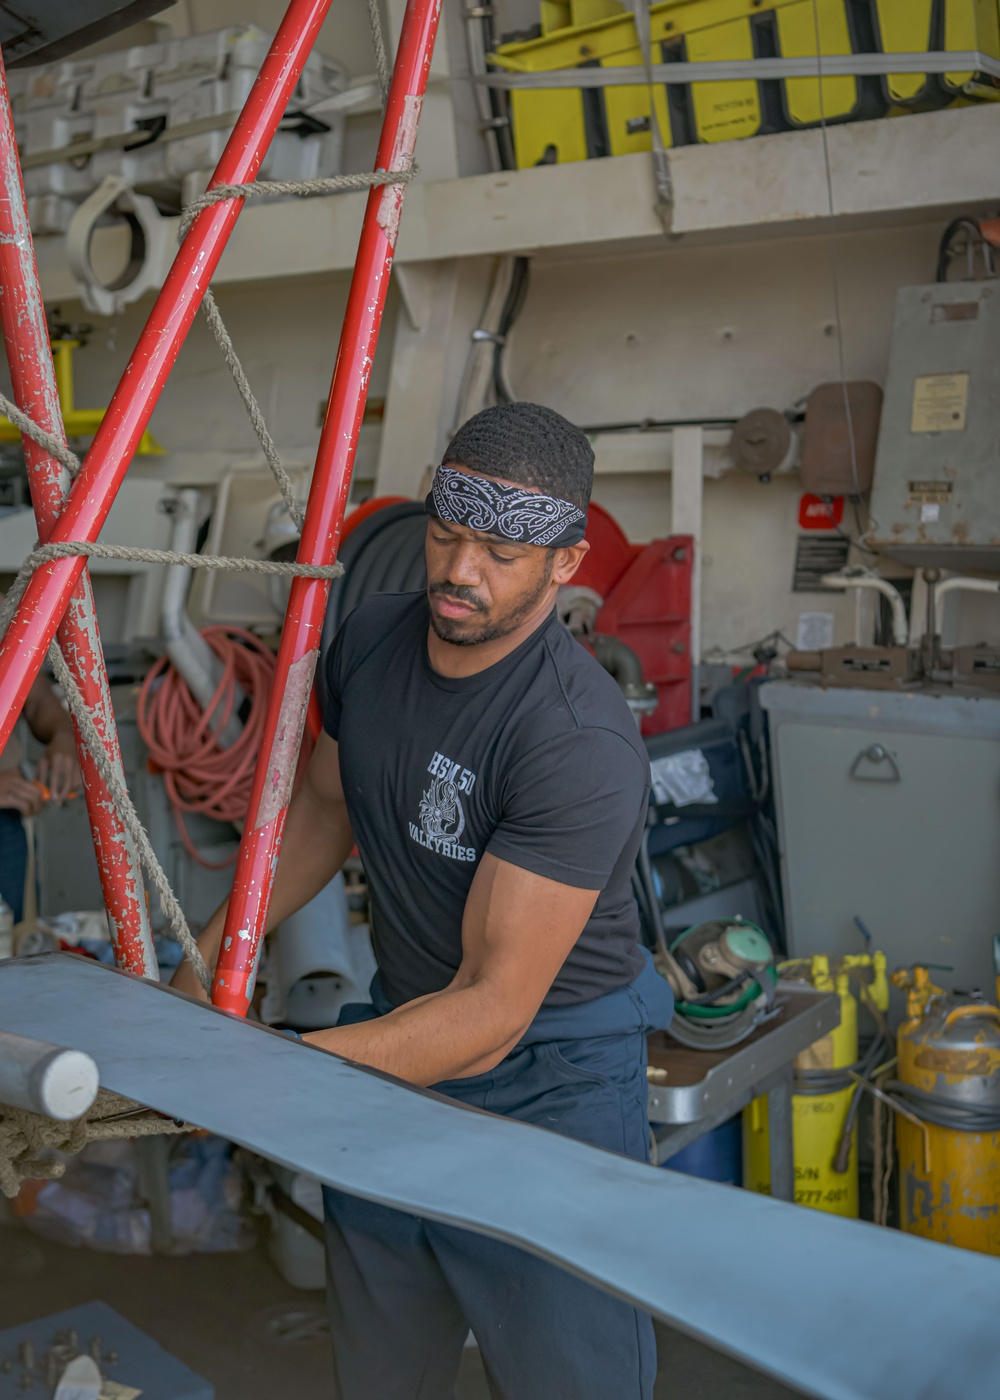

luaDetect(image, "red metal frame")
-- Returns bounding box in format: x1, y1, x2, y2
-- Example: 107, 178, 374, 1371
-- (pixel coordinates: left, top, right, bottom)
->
0, 0, 335, 757
212, 0, 443, 1013
0, 51, 155, 974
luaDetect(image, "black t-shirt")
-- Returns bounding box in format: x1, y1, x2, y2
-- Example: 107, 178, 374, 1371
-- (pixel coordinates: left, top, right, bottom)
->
323, 592, 650, 1008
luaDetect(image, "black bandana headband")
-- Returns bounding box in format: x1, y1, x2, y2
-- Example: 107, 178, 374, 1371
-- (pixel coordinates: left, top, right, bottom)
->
425, 465, 587, 548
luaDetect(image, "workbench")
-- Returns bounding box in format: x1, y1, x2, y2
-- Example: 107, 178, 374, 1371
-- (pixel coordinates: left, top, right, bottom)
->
647, 984, 841, 1199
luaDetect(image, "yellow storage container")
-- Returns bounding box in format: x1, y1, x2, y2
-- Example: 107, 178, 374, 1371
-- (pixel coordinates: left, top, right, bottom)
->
773, 0, 885, 127
492, 0, 784, 169
871, 0, 1000, 110
743, 952, 888, 1217
492, 0, 890, 169
892, 969, 1000, 1257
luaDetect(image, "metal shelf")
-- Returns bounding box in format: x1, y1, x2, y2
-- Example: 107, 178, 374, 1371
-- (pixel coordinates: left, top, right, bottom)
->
32, 101, 999, 301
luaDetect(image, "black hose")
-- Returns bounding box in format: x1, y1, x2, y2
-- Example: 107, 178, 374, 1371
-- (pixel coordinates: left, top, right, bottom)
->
794, 1034, 889, 1098
590, 634, 646, 689
493, 257, 530, 403
830, 1035, 890, 1173
886, 1080, 1000, 1134
636, 827, 670, 964
936, 216, 983, 282
682, 970, 752, 1007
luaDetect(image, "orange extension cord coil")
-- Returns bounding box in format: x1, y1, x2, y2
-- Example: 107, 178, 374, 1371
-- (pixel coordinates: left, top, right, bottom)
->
137, 626, 277, 868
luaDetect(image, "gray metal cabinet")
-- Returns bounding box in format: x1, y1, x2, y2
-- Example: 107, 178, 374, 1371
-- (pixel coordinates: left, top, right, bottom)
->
762, 682, 1000, 994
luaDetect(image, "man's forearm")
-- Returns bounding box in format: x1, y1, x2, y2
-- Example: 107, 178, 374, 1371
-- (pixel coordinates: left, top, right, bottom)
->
303, 978, 530, 1088
24, 674, 74, 744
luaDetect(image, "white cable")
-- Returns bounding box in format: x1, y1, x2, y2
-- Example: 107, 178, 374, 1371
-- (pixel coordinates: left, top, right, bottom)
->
933, 577, 1000, 604
820, 573, 909, 646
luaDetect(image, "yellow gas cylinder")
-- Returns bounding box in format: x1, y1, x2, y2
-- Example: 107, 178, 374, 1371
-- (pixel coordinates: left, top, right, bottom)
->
743, 952, 888, 1217
892, 968, 1000, 1257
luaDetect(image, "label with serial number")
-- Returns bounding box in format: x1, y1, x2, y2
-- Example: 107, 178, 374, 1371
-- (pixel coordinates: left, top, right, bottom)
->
910, 372, 969, 432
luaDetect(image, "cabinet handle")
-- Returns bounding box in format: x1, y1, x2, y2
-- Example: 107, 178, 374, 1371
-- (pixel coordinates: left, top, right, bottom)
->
849, 744, 901, 783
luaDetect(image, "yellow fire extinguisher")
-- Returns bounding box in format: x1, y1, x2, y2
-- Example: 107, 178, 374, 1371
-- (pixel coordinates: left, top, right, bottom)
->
743, 952, 888, 1217
891, 967, 1000, 1257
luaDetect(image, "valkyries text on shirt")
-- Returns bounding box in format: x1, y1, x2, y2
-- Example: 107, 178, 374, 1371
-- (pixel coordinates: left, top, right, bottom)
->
410, 750, 479, 863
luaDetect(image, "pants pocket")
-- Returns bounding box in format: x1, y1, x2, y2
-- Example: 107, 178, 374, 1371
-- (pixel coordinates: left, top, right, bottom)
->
545, 1033, 644, 1093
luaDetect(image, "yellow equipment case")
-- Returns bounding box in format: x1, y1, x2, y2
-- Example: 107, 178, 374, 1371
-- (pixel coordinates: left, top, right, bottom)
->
492, 0, 887, 169
871, 0, 1000, 111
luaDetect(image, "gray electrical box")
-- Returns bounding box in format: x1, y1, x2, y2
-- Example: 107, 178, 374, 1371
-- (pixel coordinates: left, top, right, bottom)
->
867, 279, 1000, 569
762, 681, 1000, 999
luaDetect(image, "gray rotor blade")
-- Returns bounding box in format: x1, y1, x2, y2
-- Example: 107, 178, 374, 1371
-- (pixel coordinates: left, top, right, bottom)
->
0, 954, 996, 1400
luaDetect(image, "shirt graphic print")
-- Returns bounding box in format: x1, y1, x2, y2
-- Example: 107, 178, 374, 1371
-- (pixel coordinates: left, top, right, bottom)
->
410, 750, 478, 862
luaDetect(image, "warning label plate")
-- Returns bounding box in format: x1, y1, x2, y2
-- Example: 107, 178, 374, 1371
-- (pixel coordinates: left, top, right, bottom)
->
910, 372, 969, 432
908, 480, 953, 506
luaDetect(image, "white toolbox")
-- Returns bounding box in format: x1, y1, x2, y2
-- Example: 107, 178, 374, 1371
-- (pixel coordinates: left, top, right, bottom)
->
9, 25, 347, 234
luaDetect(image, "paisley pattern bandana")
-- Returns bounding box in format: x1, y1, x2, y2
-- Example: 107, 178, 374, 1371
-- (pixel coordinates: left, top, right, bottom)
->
426, 465, 587, 548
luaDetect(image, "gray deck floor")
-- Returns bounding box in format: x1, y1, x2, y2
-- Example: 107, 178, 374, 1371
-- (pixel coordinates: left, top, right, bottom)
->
0, 1223, 802, 1399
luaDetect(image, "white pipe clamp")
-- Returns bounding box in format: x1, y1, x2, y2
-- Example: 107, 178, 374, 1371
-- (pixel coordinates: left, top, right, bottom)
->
65, 174, 171, 317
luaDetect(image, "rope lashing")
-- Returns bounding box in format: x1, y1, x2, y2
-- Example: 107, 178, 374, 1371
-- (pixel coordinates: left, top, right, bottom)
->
0, 388, 81, 478
0, 539, 343, 650
0, 1090, 190, 1198
180, 167, 414, 532
0, 544, 343, 994
0, 0, 393, 997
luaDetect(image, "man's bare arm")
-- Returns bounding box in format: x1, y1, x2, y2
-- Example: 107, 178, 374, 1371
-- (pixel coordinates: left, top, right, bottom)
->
171, 731, 354, 998
23, 673, 79, 802
302, 853, 598, 1087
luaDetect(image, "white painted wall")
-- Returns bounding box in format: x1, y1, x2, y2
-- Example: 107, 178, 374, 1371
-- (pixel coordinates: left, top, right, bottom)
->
49, 273, 398, 494
499, 220, 960, 659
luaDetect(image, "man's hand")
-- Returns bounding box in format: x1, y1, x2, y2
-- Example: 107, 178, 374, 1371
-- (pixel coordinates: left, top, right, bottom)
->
22, 673, 80, 806
302, 854, 599, 1087
0, 769, 45, 816
37, 732, 80, 805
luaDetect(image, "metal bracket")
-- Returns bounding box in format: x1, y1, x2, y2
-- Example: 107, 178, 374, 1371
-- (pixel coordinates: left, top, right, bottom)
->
479, 50, 1000, 90
65, 175, 171, 317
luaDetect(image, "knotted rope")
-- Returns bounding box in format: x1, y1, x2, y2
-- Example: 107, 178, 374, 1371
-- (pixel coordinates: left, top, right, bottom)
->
0, 1090, 190, 1198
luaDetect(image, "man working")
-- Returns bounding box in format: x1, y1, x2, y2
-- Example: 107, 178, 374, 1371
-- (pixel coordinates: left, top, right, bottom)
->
175, 401, 673, 1399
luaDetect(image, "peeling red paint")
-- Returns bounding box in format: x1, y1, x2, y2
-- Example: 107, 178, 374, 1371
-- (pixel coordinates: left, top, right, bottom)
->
212, 0, 443, 1016
0, 51, 156, 974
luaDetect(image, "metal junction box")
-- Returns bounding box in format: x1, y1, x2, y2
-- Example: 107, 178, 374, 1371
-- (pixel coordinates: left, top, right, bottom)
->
867, 280, 1000, 570
762, 680, 1000, 997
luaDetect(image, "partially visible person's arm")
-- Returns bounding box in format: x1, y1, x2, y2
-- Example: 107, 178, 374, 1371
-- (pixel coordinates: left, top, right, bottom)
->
171, 730, 355, 999
23, 674, 79, 803
0, 769, 45, 815
302, 853, 598, 1086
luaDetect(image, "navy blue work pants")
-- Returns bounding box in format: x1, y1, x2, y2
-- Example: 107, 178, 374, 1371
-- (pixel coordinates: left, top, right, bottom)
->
0, 808, 27, 922
322, 955, 672, 1400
